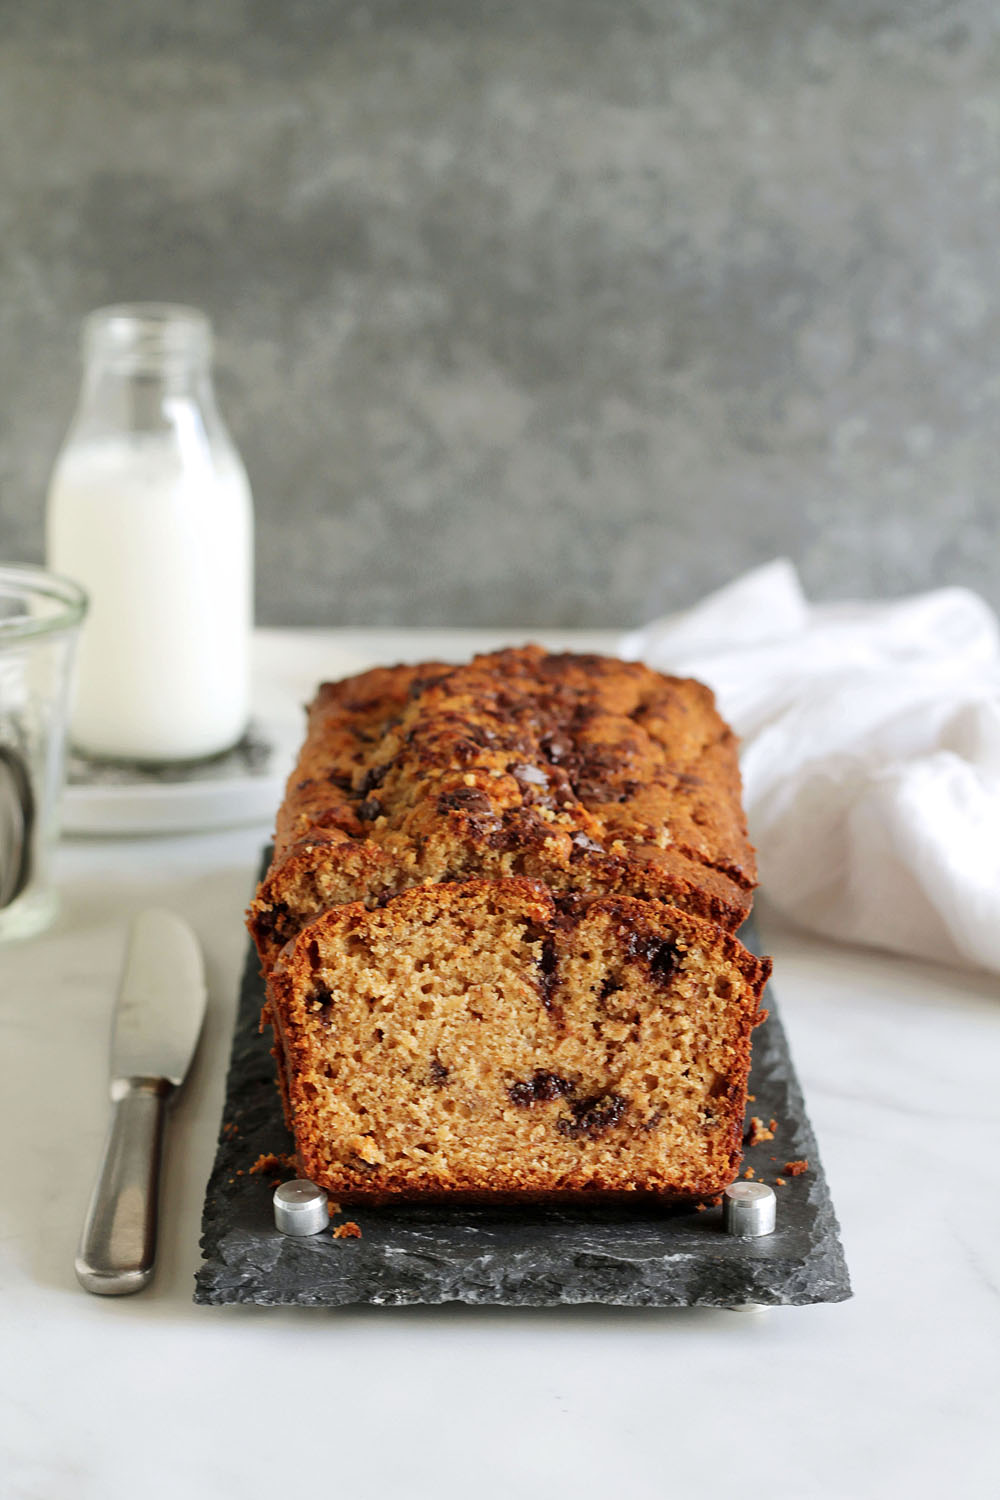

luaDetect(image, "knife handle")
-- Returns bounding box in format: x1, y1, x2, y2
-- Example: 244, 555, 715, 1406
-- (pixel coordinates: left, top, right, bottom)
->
75, 1078, 172, 1296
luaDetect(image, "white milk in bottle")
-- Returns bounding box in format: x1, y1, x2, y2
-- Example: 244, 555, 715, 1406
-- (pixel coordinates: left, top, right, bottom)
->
46, 305, 254, 762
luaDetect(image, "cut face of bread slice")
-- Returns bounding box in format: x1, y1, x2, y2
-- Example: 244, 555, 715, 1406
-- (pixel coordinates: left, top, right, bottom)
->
265, 879, 770, 1203
249, 647, 757, 969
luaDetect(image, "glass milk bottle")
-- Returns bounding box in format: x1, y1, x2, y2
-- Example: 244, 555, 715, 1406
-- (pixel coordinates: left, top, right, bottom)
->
46, 304, 254, 762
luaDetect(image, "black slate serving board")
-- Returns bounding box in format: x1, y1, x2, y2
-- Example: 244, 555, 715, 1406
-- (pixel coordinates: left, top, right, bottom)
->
195, 906, 850, 1308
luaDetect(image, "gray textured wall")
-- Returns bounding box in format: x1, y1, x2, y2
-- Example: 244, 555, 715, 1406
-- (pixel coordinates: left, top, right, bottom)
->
2, 2, 998, 626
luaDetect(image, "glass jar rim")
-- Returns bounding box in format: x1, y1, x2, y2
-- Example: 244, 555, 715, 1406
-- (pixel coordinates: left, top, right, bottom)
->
82, 303, 213, 369
0, 563, 88, 643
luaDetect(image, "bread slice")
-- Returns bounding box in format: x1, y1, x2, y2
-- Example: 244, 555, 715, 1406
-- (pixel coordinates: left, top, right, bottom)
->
264, 878, 769, 1203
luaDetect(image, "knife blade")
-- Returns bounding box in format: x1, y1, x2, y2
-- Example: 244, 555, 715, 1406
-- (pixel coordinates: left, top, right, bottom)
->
75, 908, 207, 1296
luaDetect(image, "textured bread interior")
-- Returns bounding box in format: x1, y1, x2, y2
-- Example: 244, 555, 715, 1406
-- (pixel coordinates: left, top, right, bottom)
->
268, 880, 766, 1201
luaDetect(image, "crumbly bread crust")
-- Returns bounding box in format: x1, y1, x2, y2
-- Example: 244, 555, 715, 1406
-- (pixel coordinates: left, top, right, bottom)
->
249, 646, 757, 967
265, 879, 769, 1203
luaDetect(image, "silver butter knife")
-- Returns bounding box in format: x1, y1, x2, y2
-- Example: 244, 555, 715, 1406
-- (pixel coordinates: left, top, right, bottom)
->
75, 908, 207, 1296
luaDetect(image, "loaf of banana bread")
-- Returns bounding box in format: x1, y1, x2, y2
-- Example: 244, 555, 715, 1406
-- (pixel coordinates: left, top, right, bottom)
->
249, 648, 768, 1205
249, 646, 758, 970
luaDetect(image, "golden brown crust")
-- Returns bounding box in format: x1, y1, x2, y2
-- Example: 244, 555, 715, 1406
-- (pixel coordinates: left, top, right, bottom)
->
249, 647, 758, 967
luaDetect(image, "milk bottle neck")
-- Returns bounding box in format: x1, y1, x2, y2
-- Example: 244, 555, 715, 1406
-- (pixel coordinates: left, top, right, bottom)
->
70, 303, 226, 448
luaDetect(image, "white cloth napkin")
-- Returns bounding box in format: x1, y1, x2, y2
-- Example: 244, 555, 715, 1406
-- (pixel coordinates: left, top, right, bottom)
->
621, 559, 1000, 974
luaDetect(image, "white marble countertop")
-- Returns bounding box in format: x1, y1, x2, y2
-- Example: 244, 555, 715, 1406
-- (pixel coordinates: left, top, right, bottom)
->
2, 629, 998, 1500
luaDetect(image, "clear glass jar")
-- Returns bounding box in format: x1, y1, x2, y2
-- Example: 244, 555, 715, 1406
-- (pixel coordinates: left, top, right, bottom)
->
46, 304, 254, 763
0, 564, 87, 942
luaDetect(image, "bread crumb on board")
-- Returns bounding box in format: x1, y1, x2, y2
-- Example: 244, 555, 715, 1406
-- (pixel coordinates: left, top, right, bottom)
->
249, 1151, 297, 1178
784, 1159, 809, 1177
745, 1115, 777, 1147
332, 1221, 362, 1240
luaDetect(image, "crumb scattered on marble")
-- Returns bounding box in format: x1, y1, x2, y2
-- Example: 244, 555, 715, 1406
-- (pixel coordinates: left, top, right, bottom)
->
776, 1177, 787, 1186
332, 1221, 362, 1240
784, 1159, 809, 1177
326, 1200, 343, 1218
743, 1167, 755, 1179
